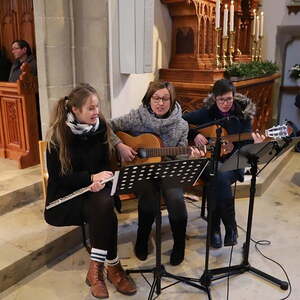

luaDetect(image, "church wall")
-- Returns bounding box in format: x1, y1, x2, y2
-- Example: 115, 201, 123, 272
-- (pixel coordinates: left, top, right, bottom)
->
261, 0, 300, 127
73, 0, 110, 118
34, 0, 75, 138
34, 0, 110, 137
261, 0, 300, 61
109, 0, 172, 118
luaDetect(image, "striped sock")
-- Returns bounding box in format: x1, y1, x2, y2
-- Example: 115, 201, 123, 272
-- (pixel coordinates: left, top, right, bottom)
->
105, 256, 120, 266
90, 248, 107, 263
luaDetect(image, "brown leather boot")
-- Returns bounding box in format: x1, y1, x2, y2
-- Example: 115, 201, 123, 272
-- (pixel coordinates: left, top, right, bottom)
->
106, 262, 137, 295
86, 260, 109, 299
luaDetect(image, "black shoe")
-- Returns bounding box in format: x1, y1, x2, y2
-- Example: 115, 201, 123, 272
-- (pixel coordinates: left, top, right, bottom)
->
134, 212, 154, 261
224, 226, 238, 247
169, 219, 187, 266
170, 245, 185, 266
134, 240, 148, 261
210, 230, 222, 248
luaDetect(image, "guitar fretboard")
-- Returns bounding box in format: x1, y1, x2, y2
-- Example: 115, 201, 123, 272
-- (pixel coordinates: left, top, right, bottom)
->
139, 145, 209, 158
143, 147, 189, 157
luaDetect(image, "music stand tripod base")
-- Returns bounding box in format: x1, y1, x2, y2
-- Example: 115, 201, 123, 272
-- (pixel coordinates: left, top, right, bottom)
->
112, 158, 211, 299
199, 141, 290, 294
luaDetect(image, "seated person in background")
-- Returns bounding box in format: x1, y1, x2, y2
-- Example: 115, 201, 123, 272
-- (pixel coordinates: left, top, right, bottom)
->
0, 50, 11, 81
8, 39, 37, 82
45, 84, 136, 299
183, 79, 264, 249
110, 81, 203, 266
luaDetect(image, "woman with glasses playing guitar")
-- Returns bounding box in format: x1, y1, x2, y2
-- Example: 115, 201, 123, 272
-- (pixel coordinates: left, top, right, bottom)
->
183, 79, 265, 249
110, 81, 204, 266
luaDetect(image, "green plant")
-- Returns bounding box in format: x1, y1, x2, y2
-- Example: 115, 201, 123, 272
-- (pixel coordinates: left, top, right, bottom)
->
225, 61, 279, 80
289, 64, 300, 80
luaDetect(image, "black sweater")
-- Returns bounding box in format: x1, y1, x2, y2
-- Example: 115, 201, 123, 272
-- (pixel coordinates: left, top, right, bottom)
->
45, 121, 111, 225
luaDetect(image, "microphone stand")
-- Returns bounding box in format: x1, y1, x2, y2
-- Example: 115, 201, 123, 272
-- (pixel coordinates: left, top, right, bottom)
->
200, 125, 223, 292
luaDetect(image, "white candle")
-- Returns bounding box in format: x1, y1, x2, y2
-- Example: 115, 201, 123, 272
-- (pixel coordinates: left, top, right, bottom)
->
223, 4, 228, 37
215, 0, 221, 29
260, 11, 264, 37
252, 9, 256, 36
256, 15, 260, 41
229, 0, 234, 32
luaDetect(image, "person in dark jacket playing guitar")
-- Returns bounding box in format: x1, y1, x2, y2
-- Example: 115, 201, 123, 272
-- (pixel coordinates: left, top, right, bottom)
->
110, 81, 204, 266
183, 79, 265, 248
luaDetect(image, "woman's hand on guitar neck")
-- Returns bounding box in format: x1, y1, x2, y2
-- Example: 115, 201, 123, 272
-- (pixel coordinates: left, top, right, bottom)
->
252, 132, 265, 144
116, 142, 137, 162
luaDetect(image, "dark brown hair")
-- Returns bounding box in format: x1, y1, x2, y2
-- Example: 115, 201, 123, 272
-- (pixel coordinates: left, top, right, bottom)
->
212, 79, 236, 97
142, 81, 176, 112
12, 40, 32, 56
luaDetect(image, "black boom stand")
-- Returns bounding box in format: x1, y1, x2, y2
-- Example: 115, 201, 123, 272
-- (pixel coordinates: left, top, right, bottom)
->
110, 158, 209, 299
198, 139, 294, 297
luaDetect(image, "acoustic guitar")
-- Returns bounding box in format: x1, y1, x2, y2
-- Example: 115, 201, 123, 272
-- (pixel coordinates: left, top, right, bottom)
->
115, 123, 291, 167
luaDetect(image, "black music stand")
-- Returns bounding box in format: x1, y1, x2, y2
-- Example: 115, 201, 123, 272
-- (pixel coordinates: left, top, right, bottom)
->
198, 139, 295, 297
110, 158, 210, 300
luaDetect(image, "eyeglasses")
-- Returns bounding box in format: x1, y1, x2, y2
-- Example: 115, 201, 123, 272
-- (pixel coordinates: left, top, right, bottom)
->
216, 96, 234, 104
151, 95, 170, 104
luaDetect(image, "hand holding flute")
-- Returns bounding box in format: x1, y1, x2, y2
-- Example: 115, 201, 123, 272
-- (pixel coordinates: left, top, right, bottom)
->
90, 171, 114, 192
46, 172, 115, 210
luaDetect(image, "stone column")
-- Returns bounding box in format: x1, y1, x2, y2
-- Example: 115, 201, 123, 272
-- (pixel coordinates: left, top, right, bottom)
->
73, 0, 110, 118
33, 0, 75, 137
33, 0, 110, 138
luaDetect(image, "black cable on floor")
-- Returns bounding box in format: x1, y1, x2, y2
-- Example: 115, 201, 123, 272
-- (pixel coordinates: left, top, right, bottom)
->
237, 224, 292, 300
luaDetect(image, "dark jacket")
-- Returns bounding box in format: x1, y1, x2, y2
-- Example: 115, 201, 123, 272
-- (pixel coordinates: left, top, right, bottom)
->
8, 54, 37, 82
45, 121, 111, 226
184, 93, 256, 183
0, 50, 11, 81
183, 93, 256, 161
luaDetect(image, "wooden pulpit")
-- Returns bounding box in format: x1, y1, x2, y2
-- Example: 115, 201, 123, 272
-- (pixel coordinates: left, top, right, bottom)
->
0, 63, 39, 168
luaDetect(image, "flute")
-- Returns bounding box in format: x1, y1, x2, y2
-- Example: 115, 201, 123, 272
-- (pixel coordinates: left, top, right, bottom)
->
46, 175, 115, 210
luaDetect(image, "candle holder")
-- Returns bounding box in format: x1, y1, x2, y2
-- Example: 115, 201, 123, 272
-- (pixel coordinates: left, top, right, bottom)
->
251, 34, 256, 61
258, 36, 263, 61
228, 31, 235, 66
254, 37, 260, 61
222, 35, 229, 68
215, 28, 222, 69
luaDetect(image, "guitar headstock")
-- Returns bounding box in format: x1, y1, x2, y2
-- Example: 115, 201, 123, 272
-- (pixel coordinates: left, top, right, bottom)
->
265, 124, 293, 139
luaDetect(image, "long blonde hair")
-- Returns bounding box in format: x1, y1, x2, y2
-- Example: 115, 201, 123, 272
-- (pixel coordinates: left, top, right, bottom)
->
46, 83, 112, 174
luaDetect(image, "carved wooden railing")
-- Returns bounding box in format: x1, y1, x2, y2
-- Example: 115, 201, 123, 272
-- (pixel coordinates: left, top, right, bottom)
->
0, 63, 39, 168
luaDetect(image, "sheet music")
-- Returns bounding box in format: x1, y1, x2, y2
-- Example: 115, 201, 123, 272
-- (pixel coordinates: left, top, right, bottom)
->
113, 158, 208, 195
111, 171, 120, 196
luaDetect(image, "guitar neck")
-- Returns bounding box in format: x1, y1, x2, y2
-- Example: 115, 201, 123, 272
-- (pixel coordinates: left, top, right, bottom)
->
140, 146, 191, 158
216, 131, 266, 143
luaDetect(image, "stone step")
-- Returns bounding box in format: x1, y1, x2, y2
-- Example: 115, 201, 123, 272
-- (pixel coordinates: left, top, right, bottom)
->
0, 159, 42, 216
0, 147, 292, 293
0, 200, 84, 293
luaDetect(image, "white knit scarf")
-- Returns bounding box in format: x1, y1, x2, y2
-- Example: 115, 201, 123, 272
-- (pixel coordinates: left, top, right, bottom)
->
66, 112, 99, 135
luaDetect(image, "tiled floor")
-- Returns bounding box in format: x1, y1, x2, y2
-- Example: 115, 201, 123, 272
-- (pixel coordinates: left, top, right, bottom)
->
1, 153, 300, 300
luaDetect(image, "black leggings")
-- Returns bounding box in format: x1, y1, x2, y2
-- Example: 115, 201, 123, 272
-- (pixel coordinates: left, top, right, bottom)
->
83, 187, 118, 260
45, 186, 118, 260
135, 179, 187, 222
